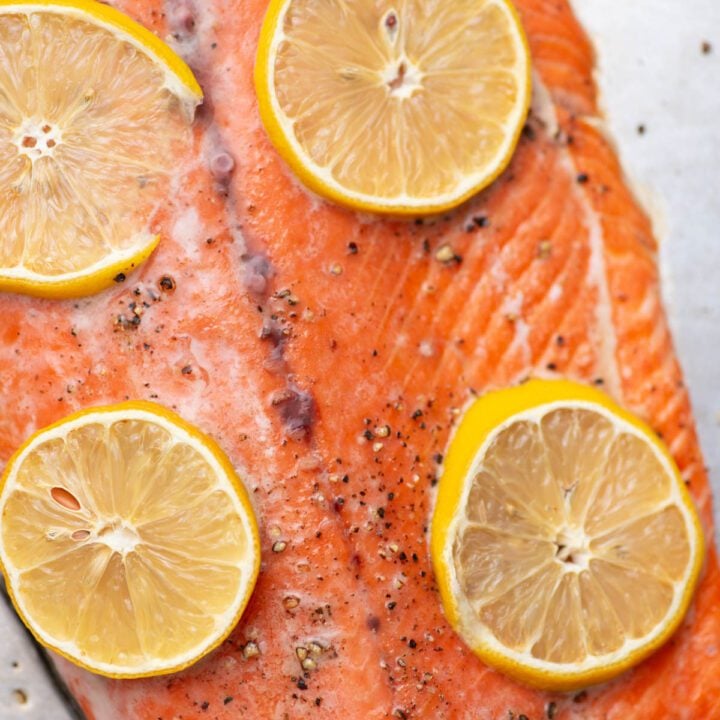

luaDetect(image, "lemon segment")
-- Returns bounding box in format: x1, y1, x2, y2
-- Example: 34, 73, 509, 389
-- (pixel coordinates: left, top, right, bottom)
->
431, 380, 704, 691
0, 402, 260, 678
0, 0, 202, 298
255, 0, 531, 215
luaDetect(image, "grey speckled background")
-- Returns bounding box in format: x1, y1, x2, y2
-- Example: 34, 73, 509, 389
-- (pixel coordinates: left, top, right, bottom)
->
1, 1, 719, 717
570, 0, 720, 540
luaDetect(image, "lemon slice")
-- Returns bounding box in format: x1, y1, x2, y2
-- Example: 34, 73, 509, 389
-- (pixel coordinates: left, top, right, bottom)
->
431, 380, 704, 691
0, 0, 202, 299
255, 0, 531, 215
0, 402, 260, 678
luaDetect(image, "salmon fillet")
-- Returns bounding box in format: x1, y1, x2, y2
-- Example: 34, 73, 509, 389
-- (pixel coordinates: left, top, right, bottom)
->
2, 0, 719, 718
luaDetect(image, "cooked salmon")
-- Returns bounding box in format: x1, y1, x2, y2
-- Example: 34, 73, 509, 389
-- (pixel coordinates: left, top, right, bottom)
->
2, 0, 719, 718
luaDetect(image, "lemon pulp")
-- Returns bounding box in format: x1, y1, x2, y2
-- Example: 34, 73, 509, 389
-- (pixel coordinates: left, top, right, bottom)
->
256, 0, 531, 214
432, 380, 704, 691
0, 1, 202, 297
0, 403, 260, 678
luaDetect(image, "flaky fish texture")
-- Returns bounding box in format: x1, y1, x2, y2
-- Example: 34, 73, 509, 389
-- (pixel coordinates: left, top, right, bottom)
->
1, 1, 718, 718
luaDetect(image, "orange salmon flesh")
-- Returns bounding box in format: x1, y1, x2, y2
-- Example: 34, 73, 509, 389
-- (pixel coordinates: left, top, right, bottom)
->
1, 1, 719, 718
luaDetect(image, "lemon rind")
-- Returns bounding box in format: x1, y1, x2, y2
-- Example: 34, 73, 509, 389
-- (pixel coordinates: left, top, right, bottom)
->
0, 0, 203, 299
431, 379, 705, 692
255, 0, 532, 216
0, 235, 161, 300
0, 402, 261, 679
